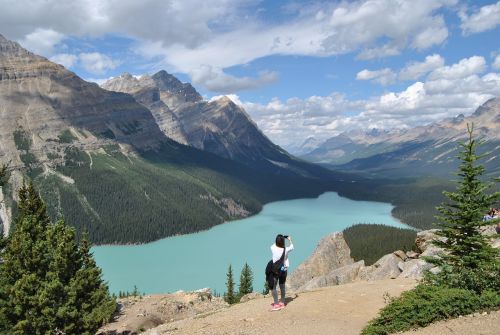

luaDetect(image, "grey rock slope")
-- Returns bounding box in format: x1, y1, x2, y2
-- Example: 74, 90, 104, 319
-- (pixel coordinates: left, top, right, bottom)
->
0, 34, 167, 169
102, 72, 311, 173
101, 73, 189, 145
304, 98, 500, 177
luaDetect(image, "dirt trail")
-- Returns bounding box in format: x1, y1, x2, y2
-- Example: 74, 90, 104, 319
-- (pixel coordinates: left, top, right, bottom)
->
145, 279, 416, 335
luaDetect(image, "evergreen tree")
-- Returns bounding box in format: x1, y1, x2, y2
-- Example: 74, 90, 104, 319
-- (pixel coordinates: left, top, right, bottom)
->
0, 184, 116, 334
238, 262, 253, 298
262, 281, 270, 295
16, 181, 50, 227
0, 164, 7, 187
224, 264, 236, 304
64, 232, 116, 334
0, 164, 7, 249
428, 124, 499, 292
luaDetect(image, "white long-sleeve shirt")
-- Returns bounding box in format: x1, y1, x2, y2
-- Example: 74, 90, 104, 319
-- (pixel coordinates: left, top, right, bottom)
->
271, 243, 294, 268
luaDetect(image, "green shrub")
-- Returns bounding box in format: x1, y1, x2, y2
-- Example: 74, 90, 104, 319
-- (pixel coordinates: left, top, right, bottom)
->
57, 129, 77, 143
362, 284, 500, 335
425, 263, 500, 294
13, 129, 31, 151
343, 224, 417, 265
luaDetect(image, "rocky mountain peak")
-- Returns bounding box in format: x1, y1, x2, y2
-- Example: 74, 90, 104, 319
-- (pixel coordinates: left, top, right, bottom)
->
472, 97, 499, 117
0, 34, 37, 58
151, 70, 202, 107
102, 70, 309, 171
101, 72, 150, 93
215, 95, 234, 105
120, 72, 134, 79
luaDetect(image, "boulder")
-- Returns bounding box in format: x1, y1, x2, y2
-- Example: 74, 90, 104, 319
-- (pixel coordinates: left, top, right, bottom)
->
406, 251, 420, 259
399, 259, 433, 279
415, 229, 440, 253
358, 254, 402, 281
479, 225, 497, 236
288, 232, 354, 290
239, 292, 263, 303
298, 261, 365, 291
393, 250, 407, 261
420, 245, 443, 258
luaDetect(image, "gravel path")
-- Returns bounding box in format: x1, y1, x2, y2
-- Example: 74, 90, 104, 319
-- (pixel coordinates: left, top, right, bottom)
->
144, 279, 417, 335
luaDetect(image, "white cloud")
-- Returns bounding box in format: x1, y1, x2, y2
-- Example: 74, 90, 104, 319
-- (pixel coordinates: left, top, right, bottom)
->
460, 1, 500, 35
356, 44, 401, 60
79, 52, 119, 75
428, 56, 486, 80
356, 68, 397, 85
50, 53, 78, 68
157, 0, 456, 72
190, 65, 278, 93
0, 0, 246, 48
399, 54, 445, 80
0, 0, 457, 92
493, 55, 500, 69
411, 16, 448, 50
18, 28, 65, 56
241, 55, 500, 147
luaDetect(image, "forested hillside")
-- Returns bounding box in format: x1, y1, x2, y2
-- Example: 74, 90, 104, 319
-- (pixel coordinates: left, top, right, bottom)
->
34, 141, 338, 244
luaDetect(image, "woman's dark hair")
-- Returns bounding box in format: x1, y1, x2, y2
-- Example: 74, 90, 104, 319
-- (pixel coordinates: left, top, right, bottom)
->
275, 234, 285, 248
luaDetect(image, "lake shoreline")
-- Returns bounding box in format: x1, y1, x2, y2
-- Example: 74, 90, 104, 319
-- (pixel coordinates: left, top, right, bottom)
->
93, 190, 414, 247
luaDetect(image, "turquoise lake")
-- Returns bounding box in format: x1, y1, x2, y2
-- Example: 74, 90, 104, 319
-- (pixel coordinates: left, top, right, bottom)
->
92, 192, 407, 295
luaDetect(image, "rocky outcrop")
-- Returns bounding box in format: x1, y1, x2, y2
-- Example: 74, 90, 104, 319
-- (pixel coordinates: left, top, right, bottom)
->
398, 259, 433, 279
289, 225, 500, 292
358, 254, 402, 281
98, 288, 227, 335
415, 229, 440, 253
288, 232, 354, 290
298, 260, 365, 291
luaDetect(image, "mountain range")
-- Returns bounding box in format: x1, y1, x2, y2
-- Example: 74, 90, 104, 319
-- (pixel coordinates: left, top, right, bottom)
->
301, 98, 500, 178
101, 72, 323, 176
0, 34, 339, 244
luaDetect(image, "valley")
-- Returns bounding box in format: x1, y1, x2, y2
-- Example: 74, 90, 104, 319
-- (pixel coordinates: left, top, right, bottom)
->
0, 33, 498, 246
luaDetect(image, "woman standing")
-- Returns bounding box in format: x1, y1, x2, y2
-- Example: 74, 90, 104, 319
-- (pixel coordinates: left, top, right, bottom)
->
269, 234, 294, 311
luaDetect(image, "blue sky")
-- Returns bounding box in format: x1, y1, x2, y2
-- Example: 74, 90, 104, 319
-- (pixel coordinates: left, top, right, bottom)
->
1, 0, 500, 149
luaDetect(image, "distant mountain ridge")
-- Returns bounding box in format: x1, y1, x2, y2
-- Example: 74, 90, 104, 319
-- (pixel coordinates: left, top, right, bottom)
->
302, 98, 500, 177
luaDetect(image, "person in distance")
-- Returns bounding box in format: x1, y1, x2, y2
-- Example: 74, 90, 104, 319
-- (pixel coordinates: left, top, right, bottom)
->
268, 234, 294, 311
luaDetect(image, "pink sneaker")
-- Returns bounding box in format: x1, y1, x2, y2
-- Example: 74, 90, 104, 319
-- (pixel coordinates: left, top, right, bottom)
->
270, 301, 286, 307
270, 303, 283, 311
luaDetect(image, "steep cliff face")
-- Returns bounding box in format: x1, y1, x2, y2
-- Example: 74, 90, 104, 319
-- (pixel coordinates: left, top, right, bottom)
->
101, 73, 189, 145
0, 34, 169, 171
